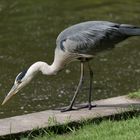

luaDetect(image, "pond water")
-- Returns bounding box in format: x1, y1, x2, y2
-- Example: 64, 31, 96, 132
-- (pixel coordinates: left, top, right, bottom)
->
0, 0, 140, 118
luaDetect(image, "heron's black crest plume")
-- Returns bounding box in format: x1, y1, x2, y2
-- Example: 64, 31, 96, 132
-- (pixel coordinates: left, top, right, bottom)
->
16, 69, 28, 82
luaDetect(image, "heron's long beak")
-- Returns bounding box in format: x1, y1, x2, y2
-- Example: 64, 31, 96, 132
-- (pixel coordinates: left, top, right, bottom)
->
2, 85, 19, 105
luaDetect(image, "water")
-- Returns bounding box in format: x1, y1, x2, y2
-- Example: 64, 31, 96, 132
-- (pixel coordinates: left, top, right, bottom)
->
0, 0, 140, 118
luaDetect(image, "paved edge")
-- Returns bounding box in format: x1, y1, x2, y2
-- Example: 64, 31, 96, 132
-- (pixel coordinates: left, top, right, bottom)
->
0, 95, 140, 137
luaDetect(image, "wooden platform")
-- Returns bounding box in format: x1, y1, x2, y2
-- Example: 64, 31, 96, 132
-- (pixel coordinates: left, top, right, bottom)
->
0, 96, 140, 137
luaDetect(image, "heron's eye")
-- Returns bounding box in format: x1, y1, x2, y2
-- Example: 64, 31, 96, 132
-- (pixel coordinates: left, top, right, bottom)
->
15, 69, 28, 84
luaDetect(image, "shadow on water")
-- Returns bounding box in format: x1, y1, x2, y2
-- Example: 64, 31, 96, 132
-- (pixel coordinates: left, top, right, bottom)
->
0, 0, 140, 118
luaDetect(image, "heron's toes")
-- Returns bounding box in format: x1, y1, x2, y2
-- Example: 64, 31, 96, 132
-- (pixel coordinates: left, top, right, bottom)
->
61, 106, 76, 112
60, 104, 97, 112
88, 104, 96, 110
76, 104, 97, 110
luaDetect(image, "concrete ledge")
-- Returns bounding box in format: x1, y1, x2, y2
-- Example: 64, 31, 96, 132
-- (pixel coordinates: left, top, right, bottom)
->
0, 96, 140, 137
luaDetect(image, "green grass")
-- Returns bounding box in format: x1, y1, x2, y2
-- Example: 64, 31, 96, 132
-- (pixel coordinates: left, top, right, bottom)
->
20, 115, 140, 140
128, 90, 140, 99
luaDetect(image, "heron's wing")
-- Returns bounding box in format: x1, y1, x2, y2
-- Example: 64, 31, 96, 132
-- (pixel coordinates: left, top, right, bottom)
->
59, 25, 127, 54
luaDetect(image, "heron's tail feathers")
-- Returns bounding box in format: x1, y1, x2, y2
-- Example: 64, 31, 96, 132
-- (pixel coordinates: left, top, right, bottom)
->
120, 24, 140, 36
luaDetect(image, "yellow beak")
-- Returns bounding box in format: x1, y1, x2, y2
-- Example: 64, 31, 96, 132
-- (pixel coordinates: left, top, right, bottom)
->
2, 85, 18, 105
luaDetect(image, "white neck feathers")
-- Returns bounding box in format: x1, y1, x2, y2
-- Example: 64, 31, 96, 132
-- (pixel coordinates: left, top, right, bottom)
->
27, 61, 62, 76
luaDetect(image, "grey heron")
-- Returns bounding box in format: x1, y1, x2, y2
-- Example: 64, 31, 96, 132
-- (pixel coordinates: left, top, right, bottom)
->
2, 21, 140, 112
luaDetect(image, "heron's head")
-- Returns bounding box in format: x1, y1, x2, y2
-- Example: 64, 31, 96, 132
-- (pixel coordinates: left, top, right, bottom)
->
2, 69, 34, 105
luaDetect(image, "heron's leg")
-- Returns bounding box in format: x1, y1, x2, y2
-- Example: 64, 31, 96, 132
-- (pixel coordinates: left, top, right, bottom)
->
61, 62, 84, 112
76, 62, 96, 110
87, 62, 96, 110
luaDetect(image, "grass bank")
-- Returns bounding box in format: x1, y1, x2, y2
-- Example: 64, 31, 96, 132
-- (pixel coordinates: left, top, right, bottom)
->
29, 93, 140, 140
15, 111, 139, 140
21, 113, 140, 140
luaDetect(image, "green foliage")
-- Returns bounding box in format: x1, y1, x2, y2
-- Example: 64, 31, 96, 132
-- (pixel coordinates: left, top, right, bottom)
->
128, 90, 140, 99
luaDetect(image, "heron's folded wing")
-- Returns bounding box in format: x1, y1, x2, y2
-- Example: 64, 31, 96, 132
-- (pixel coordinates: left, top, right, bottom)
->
60, 27, 126, 54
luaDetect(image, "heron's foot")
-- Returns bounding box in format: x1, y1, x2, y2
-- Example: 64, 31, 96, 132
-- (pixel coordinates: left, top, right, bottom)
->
61, 106, 76, 112
61, 104, 97, 112
89, 104, 96, 110
76, 103, 97, 110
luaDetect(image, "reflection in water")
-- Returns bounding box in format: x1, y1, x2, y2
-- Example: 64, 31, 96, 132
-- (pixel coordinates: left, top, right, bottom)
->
0, 0, 140, 118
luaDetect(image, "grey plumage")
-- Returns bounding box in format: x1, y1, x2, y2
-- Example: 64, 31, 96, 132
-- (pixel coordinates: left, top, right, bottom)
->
56, 21, 140, 55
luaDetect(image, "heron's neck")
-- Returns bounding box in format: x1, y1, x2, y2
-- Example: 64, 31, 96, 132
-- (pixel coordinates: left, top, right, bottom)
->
29, 61, 61, 76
